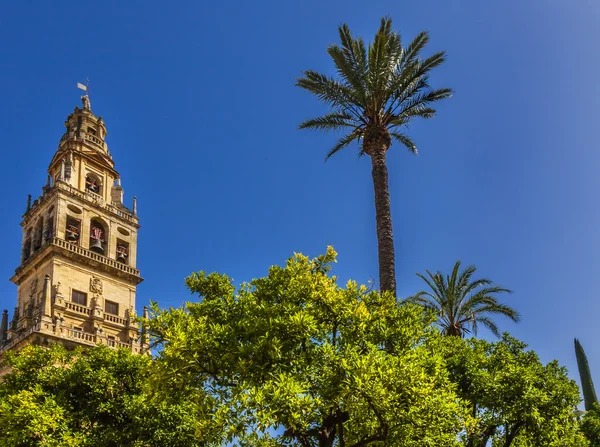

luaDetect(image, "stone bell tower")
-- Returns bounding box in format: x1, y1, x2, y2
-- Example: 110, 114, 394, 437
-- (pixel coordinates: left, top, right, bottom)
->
0, 94, 146, 370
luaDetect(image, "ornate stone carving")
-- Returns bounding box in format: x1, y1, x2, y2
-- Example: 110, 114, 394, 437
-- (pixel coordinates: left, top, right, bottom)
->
90, 276, 103, 294
81, 95, 91, 110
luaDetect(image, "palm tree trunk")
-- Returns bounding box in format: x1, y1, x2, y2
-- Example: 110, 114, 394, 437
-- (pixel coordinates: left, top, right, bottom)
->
370, 148, 396, 295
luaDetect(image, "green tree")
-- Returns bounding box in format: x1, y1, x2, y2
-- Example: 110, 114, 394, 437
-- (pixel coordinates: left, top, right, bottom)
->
407, 260, 519, 337
0, 345, 202, 447
581, 403, 600, 446
441, 335, 586, 447
296, 18, 452, 295
575, 338, 598, 411
147, 247, 469, 446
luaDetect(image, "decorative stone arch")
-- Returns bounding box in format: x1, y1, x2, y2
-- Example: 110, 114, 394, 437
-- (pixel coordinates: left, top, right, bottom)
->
89, 216, 109, 254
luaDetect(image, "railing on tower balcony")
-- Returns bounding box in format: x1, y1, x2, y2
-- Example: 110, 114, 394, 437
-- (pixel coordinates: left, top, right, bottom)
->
85, 133, 104, 148
0, 324, 144, 357
52, 238, 140, 277
66, 328, 96, 343
104, 313, 126, 325
65, 301, 92, 316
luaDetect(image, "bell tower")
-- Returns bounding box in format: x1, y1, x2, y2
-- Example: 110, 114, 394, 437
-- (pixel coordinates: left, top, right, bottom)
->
0, 94, 146, 367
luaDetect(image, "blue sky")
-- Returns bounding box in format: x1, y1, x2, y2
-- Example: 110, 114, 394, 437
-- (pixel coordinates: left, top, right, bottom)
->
1, 1, 599, 391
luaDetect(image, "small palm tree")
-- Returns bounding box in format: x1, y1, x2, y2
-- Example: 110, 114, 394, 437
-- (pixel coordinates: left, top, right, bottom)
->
407, 261, 520, 337
296, 17, 452, 295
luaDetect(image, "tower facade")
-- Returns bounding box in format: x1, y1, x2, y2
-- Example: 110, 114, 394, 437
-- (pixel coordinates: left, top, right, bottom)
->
0, 96, 145, 368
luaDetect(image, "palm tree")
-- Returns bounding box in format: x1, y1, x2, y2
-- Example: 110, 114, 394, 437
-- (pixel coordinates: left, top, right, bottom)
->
296, 17, 452, 295
407, 261, 520, 337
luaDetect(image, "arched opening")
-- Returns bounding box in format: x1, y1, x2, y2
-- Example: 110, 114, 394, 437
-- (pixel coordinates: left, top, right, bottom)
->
22, 229, 32, 261
33, 217, 44, 251
89, 218, 108, 254
85, 172, 102, 195
116, 239, 129, 264
66, 217, 81, 244
46, 208, 55, 240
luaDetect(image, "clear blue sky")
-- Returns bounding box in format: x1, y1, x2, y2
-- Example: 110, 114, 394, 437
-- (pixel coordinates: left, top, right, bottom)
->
1, 1, 599, 391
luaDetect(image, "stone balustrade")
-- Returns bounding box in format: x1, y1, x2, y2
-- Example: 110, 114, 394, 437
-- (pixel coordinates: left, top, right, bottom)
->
65, 301, 92, 316
105, 313, 126, 325
85, 133, 104, 147
67, 328, 96, 343
52, 237, 140, 277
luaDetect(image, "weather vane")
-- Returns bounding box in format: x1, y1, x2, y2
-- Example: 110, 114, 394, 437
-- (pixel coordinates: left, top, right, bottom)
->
77, 78, 91, 110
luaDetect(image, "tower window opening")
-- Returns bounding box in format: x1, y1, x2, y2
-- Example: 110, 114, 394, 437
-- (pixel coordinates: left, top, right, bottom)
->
65, 218, 81, 243
105, 300, 119, 316
46, 217, 54, 240
22, 229, 32, 261
116, 240, 129, 264
89, 219, 107, 254
88, 127, 97, 136
71, 290, 87, 306
46, 210, 55, 240
85, 173, 102, 195
33, 218, 44, 251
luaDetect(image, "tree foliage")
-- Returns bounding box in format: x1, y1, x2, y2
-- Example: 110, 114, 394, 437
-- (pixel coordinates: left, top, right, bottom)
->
0, 249, 590, 446
581, 403, 600, 446
147, 247, 469, 446
575, 338, 598, 411
441, 335, 586, 447
0, 345, 201, 447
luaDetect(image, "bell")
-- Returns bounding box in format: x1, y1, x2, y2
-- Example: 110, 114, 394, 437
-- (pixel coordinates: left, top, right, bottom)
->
90, 238, 104, 253
117, 252, 126, 262
66, 231, 77, 241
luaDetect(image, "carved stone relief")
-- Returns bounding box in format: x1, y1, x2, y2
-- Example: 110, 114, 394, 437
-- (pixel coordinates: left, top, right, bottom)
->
90, 276, 103, 295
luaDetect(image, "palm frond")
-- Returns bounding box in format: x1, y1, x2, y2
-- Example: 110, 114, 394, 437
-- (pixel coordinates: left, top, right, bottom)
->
475, 303, 521, 322
418, 51, 447, 74
405, 291, 439, 309
475, 317, 501, 338
325, 132, 362, 160
390, 132, 417, 154
298, 112, 357, 132
416, 272, 445, 304
400, 31, 429, 67
367, 17, 402, 113
395, 88, 453, 118
296, 71, 361, 110
330, 24, 368, 102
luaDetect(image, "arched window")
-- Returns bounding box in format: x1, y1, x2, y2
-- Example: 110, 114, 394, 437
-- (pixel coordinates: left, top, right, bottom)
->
33, 218, 44, 251
89, 218, 108, 254
22, 229, 32, 261
66, 217, 81, 244
85, 173, 102, 195
116, 239, 129, 264
46, 208, 55, 240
